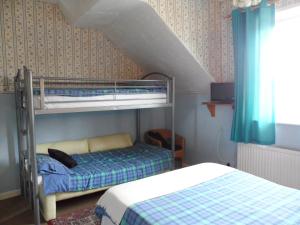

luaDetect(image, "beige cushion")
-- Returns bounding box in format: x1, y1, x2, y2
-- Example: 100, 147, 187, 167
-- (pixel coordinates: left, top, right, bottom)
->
37, 139, 89, 155
88, 133, 133, 152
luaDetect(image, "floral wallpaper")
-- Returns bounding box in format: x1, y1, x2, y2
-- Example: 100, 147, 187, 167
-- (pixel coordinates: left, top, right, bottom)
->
277, 0, 300, 9
146, 0, 300, 84
1, 0, 298, 93
0, 0, 144, 93
0, 0, 239, 93
145, 0, 235, 83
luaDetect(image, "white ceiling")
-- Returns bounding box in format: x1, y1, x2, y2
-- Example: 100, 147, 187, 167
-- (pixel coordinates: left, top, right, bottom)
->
56, 0, 215, 94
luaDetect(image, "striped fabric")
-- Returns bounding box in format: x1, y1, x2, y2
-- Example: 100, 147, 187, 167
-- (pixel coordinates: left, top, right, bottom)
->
38, 143, 173, 195
113, 171, 300, 225
33, 87, 167, 97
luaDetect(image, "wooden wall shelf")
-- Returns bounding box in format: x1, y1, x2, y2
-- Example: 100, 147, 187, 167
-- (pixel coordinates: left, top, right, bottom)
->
202, 101, 234, 117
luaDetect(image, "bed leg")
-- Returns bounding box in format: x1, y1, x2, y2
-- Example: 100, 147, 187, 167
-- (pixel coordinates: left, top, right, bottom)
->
136, 109, 141, 143
39, 186, 56, 221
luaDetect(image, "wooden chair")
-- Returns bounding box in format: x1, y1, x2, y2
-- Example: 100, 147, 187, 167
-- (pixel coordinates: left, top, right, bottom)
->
144, 129, 185, 167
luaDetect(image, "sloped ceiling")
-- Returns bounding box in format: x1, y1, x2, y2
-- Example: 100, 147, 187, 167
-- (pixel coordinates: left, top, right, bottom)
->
57, 0, 215, 94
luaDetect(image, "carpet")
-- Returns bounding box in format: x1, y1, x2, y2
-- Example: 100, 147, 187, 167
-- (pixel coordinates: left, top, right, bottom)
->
47, 206, 101, 225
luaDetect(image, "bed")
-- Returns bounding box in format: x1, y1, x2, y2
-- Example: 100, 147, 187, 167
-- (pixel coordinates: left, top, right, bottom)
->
16, 69, 176, 225
35, 133, 173, 221
33, 87, 168, 110
37, 143, 173, 195
96, 163, 300, 225
30, 75, 172, 114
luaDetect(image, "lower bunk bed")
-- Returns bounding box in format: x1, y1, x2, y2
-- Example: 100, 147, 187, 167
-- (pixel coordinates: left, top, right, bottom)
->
96, 163, 300, 225
36, 133, 173, 221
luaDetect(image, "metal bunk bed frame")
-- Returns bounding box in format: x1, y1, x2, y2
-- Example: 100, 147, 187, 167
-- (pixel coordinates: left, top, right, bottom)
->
15, 66, 175, 225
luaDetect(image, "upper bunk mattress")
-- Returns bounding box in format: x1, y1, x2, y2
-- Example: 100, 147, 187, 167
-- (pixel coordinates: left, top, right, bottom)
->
33, 87, 167, 109
37, 143, 173, 195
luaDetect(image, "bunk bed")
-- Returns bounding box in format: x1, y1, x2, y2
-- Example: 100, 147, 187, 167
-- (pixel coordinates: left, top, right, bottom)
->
14, 67, 175, 225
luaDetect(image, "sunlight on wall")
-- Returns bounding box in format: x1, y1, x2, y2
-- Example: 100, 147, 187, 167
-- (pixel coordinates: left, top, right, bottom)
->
274, 6, 300, 125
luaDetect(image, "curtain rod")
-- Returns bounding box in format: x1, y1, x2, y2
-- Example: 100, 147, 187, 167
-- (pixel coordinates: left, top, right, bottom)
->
224, 0, 280, 19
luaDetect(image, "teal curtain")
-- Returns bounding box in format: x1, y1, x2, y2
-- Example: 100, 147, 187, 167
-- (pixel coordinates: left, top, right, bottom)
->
231, 0, 276, 145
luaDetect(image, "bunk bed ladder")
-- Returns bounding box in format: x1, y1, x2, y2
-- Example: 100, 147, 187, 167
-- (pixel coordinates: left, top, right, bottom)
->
16, 67, 41, 225
14, 70, 27, 198
25, 110, 33, 206
24, 67, 41, 225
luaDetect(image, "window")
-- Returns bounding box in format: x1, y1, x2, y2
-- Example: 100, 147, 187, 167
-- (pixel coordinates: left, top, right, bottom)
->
273, 6, 300, 125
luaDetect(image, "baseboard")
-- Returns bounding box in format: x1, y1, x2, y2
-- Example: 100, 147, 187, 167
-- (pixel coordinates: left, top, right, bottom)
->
0, 189, 21, 200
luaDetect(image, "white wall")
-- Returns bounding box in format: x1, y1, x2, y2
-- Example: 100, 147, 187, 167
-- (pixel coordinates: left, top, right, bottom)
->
0, 94, 20, 193
176, 94, 300, 168
276, 124, 300, 151
175, 94, 237, 167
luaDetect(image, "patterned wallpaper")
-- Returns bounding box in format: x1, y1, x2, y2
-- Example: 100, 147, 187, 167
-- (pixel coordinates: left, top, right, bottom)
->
0, 0, 144, 92
0, 0, 237, 93
146, 0, 300, 84
145, 0, 300, 83
145, 0, 235, 83
1, 0, 298, 92
277, 0, 300, 9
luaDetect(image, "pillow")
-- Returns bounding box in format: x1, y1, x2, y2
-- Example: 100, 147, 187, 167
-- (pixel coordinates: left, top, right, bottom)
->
37, 154, 74, 175
48, 148, 77, 168
88, 133, 133, 152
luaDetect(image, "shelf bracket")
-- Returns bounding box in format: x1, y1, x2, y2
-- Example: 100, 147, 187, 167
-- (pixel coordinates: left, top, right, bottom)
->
206, 103, 216, 117
202, 101, 234, 118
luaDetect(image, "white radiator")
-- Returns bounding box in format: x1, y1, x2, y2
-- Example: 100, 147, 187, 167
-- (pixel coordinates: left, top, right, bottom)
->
237, 143, 300, 189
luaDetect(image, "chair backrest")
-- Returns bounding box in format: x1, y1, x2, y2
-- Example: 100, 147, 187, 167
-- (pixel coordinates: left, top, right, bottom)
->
147, 129, 172, 138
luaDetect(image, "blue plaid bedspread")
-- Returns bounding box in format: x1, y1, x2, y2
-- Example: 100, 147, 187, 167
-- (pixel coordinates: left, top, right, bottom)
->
101, 170, 300, 225
33, 87, 166, 97
37, 143, 173, 195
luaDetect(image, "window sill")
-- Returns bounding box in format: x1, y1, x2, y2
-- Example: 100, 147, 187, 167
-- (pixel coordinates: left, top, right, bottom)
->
276, 122, 300, 127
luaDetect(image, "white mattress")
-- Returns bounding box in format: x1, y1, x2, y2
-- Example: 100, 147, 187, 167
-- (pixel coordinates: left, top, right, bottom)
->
34, 93, 167, 109
97, 163, 235, 225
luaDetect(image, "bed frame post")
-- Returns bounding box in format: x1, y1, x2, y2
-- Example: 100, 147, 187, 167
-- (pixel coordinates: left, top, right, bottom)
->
136, 109, 141, 143
171, 77, 175, 168
15, 69, 26, 197
25, 122, 33, 205
141, 72, 176, 168
24, 67, 41, 225
40, 78, 45, 109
